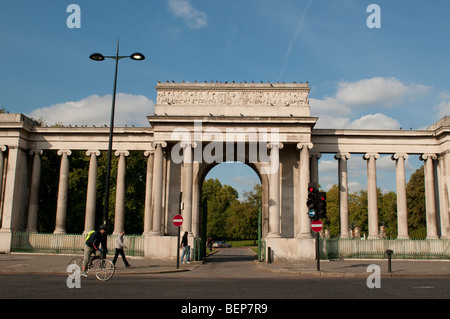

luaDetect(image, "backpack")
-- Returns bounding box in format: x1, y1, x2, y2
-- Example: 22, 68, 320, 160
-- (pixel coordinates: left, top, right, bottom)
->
85, 230, 95, 243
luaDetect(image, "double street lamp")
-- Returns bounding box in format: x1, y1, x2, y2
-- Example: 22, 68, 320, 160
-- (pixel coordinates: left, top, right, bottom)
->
90, 41, 145, 228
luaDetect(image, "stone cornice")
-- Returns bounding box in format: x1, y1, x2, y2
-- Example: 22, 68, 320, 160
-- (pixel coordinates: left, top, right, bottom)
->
156, 81, 310, 91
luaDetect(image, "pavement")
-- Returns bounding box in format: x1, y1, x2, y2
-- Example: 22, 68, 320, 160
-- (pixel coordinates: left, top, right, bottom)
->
255, 258, 450, 278
0, 251, 450, 278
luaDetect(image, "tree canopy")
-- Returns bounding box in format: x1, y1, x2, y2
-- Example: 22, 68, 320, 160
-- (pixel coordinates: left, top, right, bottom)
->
202, 179, 261, 241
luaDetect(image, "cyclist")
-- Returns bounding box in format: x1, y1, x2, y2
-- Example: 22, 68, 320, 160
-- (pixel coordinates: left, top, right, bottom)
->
81, 224, 108, 277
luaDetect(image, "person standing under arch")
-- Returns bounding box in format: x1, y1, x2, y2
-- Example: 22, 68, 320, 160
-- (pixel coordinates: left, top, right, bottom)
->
180, 231, 190, 264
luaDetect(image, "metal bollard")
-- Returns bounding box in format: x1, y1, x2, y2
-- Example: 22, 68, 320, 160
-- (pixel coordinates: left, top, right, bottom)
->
267, 247, 272, 264
386, 249, 393, 272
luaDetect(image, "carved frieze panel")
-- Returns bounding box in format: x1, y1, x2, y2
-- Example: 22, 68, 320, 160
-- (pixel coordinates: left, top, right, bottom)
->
156, 82, 310, 107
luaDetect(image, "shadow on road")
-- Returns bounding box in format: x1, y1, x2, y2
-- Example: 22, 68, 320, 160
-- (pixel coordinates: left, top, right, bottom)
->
205, 248, 257, 263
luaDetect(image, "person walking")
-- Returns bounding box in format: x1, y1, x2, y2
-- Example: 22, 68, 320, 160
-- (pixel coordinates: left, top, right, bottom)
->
180, 231, 190, 264
207, 237, 213, 252
112, 231, 131, 268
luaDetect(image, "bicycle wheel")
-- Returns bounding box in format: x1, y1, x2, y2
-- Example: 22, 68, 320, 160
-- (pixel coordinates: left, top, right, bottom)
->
94, 258, 115, 281
67, 257, 83, 278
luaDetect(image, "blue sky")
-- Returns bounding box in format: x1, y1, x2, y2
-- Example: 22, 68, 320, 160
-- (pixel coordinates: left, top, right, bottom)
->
1, 0, 449, 197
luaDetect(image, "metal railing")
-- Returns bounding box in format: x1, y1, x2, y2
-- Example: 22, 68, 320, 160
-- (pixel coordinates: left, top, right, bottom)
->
11, 232, 144, 257
321, 238, 450, 260
12, 233, 449, 260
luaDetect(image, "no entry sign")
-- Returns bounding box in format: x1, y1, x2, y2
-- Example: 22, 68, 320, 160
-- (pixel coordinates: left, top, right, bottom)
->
173, 214, 183, 227
310, 220, 323, 233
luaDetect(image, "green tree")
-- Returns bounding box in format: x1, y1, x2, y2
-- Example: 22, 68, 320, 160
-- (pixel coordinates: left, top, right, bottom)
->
202, 179, 238, 239
37, 151, 59, 232
66, 151, 89, 233
226, 184, 261, 241
406, 165, 426, 238
323, 184, 339, 237
379, 191, 397, 238
37, 150, 147, 234
201, 179, 262, 241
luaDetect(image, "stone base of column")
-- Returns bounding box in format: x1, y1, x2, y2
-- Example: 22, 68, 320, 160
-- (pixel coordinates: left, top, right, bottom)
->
0, 230, 12, 253
144, 234, 179, 259
296, 233, 312, 239
148, 230, 163, 236
266, 232, 281, 238
265, 237, 316, 261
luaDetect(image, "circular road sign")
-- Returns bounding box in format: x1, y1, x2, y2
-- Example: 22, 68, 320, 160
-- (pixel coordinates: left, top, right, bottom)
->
173, 214, 183, 227
311, 220, 323, 233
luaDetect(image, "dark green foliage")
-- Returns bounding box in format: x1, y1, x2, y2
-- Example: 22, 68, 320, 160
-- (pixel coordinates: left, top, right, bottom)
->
201, 179, 261, 241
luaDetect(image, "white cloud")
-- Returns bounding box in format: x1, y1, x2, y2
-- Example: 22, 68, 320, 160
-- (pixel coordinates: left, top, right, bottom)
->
310, 97, 352, 116
27, 93, 155, 127
310, 77, 428, 129
336, 77, 429, 107
346, 113, 401, 130
168, 0, 207, 29
376, 155, 396, 171
348, 181, 364, 194
319, 160, 337, 172
435, 93, 450, 118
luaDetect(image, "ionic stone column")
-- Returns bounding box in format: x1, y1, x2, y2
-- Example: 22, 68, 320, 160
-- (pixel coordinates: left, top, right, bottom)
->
420, 153, 439, 239
54, 150, 71, 234
310, 152, 321, 186
267, 142, 283, 238
297, 143, 313, 238
150, 142, 166, 236
0, 146, 7, 224
84, 150, 100, 233
335, 152, 351, 238
114, 150, 129, 235
26, 150, 43, 233
392, 153, 409, 239
363, 152, 379, 239
438, 153, 450, 239
143, 148, 155, 235
181, 142, 195, 235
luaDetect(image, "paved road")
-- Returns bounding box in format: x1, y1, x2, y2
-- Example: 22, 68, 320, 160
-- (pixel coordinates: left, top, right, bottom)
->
1, 248, 449, 302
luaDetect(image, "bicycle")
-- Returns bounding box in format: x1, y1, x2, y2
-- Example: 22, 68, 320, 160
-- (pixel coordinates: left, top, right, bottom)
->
67, 249, 115, 281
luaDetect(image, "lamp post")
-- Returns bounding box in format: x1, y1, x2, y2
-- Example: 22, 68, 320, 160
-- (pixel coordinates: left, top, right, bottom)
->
90, 40, 145, 228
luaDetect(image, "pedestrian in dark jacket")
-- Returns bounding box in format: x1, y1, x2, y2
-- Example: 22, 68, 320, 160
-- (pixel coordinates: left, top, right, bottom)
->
180, 231, 190, 264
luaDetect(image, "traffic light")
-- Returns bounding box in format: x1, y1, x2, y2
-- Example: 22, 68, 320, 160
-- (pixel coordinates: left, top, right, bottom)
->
317, 192, 327, 219
307, 183, 318, 220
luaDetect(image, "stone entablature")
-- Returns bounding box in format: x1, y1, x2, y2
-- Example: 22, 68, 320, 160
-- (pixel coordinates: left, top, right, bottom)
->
155, 82, 311, 118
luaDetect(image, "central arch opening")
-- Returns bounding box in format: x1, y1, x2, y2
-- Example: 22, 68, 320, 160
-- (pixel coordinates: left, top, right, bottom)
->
198, 162, 263, 261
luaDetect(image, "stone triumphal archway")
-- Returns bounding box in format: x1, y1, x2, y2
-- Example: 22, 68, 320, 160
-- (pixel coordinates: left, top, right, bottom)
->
146, 81, 318, 259
0, 81, 449, 260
